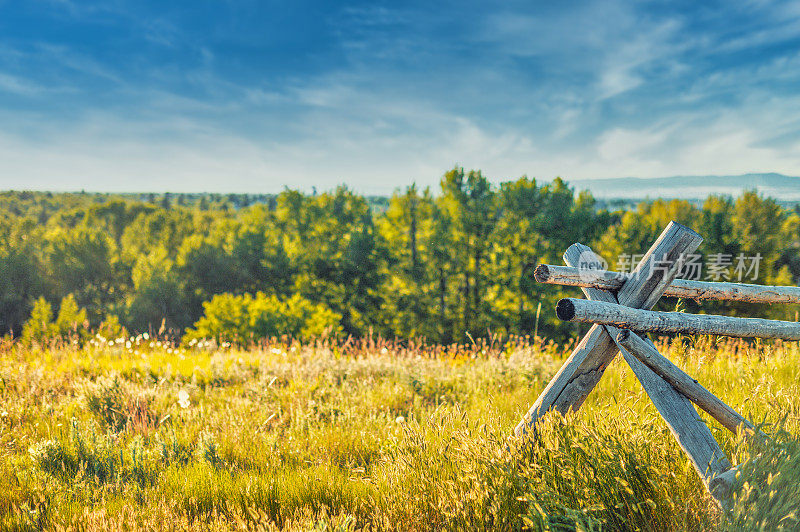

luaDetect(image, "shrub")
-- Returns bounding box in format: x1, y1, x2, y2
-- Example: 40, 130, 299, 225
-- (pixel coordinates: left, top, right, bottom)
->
29, 420, 117, 484
96, 313, 126, 340
196, 430, 222, 467
82, 375, 158, 432
128, 436, 159, 487
29, 439, 76, 478
183, 292, 342, 344
157, 431, 194, 467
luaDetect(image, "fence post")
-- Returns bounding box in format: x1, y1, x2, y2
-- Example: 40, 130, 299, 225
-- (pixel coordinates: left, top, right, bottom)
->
562, 244, 732, 499
514, 222, 702, 436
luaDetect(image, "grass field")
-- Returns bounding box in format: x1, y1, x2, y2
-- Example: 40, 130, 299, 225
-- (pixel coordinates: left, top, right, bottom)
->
0, 334, 798, 531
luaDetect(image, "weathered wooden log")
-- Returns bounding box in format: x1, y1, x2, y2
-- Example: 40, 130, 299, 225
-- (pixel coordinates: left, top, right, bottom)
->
709, 465, 741, 502
559, 245, 732, 502
514, 222, 703, 438
557, 298, 800, 340
708, 455, 764, 503
616, 329, 766, 440
535, 263, 800, 305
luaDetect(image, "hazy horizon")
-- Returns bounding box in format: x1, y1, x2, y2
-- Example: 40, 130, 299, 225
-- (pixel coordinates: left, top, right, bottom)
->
2, 171, 800, 199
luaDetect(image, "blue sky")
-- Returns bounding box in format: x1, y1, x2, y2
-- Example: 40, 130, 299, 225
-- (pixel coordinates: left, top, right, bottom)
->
1, 0, 799, 193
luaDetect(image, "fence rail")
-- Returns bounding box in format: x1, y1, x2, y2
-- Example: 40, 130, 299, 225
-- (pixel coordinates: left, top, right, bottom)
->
535, 263, 800, 304
515, 220, 790, 508
555, 297, 800, 340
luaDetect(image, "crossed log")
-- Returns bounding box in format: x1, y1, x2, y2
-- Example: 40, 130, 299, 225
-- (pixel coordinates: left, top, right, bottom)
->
513, 221, 781, 505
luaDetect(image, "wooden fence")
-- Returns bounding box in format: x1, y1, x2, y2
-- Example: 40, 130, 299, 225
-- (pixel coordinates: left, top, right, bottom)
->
514, 221, 798, 506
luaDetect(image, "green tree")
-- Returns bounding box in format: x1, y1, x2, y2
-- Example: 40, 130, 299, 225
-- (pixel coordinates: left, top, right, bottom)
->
21, 297, 57, 343
437, 167, 496, 338
277, 187, 385, 335
598, 199, 700, 271
698, 196, 737, 258
229, 206, 294, 295
125, 248, 188, 332
0, 218, 43, 335
377, 185, 440, 339
55, 294, 88, 339
46, 226, 124, 324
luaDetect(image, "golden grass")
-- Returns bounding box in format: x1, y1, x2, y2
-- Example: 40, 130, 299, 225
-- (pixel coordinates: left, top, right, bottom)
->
0, 334, 797, 530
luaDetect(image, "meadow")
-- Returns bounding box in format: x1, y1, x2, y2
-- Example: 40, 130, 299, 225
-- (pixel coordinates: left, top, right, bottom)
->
0, 334, 798, 531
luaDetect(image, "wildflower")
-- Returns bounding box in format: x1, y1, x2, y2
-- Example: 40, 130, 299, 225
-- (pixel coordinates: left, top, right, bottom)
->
178, 390, 191, 409
395, 415, 405, 424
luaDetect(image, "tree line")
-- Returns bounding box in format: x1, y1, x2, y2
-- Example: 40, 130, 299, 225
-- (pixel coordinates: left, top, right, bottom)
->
2, 167, 799, 344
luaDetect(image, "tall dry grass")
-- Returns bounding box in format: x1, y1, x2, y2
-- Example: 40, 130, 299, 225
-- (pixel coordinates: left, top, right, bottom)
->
0, 333, 797, 530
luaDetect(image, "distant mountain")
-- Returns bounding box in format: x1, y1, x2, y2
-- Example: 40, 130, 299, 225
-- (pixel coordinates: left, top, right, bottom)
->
569, 173, 800, 201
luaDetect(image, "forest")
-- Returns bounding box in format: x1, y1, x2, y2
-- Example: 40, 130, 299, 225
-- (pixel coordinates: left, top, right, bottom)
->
1, 167, 798, 345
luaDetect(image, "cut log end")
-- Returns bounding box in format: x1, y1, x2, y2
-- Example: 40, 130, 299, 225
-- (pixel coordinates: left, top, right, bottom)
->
533, 264, 551, 283
709, 466, 739, 503
669, 220, 703, 242
556, 298, 576, 321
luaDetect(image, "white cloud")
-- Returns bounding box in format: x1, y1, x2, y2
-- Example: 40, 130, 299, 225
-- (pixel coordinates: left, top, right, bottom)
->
597, 18, 686, 99
0, 73, 45, 96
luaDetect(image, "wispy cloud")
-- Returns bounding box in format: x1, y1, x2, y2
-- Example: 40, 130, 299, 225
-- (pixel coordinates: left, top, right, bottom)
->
0, 73, 46, 96
0, 1, 799, 192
